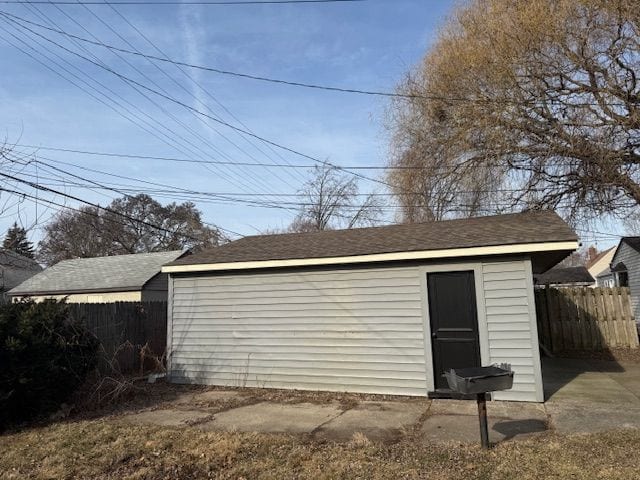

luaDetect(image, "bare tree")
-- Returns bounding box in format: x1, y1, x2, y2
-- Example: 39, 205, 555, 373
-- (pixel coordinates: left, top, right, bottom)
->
288, 166, 383, 232
387, 0, 640, 223
39, 194, 224, 265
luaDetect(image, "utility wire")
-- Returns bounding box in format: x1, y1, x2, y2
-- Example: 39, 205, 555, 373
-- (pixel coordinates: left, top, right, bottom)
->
102, 1, 309, 186
36, 1, 299, 204
12, 142, 597, 172
0, 10, 488, 101
0, 13, 294, 205
3, 14, 391, 189
0, 10, 627, 107
75, 1, 304, 199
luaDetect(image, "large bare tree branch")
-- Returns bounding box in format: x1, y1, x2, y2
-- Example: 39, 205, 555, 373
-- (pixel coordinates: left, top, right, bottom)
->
387, 0, 640, 224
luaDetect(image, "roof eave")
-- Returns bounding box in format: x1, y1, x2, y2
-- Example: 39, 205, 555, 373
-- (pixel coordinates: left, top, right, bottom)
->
162, 240, 579, 274
8, 285, 143, 297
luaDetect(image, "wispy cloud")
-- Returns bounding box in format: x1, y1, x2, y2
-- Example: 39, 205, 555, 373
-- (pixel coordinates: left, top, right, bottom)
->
178, 2, 207, 112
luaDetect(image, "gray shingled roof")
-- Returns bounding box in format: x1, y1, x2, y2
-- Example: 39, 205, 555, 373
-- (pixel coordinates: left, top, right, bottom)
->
0, 250, 43, 292
10, 250, 185, 296
167, 210, 577, 267
621, 237, 640, 253
534, 266, 595, 285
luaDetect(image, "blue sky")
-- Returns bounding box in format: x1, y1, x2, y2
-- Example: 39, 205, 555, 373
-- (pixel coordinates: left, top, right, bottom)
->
0, 0, 453, 243
0, 0, 621, 250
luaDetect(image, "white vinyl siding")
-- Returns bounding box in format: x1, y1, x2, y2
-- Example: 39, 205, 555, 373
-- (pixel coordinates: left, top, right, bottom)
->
611, 242, 640, 322
169, 258, 544, 402
170, 266, 428, 396
481, 260, 543, 402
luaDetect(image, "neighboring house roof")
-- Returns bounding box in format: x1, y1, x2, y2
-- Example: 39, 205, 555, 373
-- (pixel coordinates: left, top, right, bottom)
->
586, 247, 615, 280
619, 237, 640, 253
0, 250, 43, 292
164, 210, 578, 273
586, 246, 614, 269
9, 250, 185, 296
610, 237, 640, 274
534, 266, 594, 285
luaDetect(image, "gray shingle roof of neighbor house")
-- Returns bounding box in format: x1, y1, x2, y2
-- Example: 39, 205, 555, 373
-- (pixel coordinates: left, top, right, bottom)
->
9, 250, 185, 296
534, 266, 595, 285
0, 250, 43, 291
619, 237, 640, 253
166, 210, 578, 268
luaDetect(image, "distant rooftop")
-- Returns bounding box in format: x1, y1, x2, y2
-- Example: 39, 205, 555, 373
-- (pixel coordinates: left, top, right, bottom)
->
534, 266, 594, 286
10, 250, 185, 296
0, 250, 43, 292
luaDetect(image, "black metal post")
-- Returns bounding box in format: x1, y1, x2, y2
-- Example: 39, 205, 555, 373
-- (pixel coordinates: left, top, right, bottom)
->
476, 392, 489, 449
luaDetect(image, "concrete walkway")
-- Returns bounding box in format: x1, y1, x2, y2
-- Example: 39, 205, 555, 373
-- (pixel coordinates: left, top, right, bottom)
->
543, 357, 640, 434
121, 358, 640, 445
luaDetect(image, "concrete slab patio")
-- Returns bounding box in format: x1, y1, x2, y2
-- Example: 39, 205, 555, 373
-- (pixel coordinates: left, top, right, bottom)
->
120, 358, 640, 444
314, 401, 428, 442
543, 358, 640, 406
199, 402, 343, 434
420, 399, 549, 444
542, 357, 640, 434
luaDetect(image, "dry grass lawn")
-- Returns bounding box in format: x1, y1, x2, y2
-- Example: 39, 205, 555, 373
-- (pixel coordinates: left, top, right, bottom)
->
1, 418, 639, 480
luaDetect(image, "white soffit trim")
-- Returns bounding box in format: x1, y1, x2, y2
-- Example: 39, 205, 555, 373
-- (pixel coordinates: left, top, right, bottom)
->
162, 241, 579, 274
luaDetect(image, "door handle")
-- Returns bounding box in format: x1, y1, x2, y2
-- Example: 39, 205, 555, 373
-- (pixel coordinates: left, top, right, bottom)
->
431, 332, 438, 339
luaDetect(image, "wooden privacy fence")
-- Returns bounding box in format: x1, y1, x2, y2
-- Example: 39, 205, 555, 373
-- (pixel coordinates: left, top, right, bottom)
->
535, 287, 639, 352
68, 301, 167, 373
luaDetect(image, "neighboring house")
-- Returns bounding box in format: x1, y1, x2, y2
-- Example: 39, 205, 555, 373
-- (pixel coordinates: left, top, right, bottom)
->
9, 250, 187, 303
609, 238, 640, 324
162, 210, 578, 403
586, 247, 616, 287
533, 266, 594, 287
0, 250, 42, 302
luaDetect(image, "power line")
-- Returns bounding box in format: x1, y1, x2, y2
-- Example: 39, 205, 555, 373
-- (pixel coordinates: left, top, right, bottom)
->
3, 14, 391, 190
14, 142, 567, 172
101, 1, 307, 188
0, 10, 627, 108
0, 169, 211, 239
0, 184, 242, 242
31, 1, 301, 205
0, 13, 296, 206
0, 10, 482, 101
14, 146, 562, 198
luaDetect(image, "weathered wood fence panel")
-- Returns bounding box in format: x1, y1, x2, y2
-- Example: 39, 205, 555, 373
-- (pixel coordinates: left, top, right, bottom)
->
68, 301, 167, 373
535, 287, 639, 352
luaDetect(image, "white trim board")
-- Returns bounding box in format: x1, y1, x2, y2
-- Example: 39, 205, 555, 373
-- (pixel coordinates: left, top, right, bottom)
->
163, 241, 578, 274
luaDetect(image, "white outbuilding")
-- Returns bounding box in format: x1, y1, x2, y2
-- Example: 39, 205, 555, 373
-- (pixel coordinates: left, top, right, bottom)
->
162, 210, 578, 402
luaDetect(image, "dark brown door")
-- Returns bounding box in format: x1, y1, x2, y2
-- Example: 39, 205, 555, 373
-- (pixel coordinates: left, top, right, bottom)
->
427, 271, 481, 392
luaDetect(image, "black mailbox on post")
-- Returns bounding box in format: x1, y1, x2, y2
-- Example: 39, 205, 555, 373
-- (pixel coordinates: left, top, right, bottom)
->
443, 363, 514, 449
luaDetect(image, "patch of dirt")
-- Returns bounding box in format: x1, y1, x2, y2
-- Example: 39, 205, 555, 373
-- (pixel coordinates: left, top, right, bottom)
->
196, 384, 428, 411
68, 380, 430, 423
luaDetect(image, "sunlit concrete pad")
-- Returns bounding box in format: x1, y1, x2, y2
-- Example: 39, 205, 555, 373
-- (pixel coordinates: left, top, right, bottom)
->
314, 401, 428, 443
198, 402, 343, 434
122, 409, 212, 427
420, 414, 548, 444
545, 403, 640, 434
543, 358, 640, 406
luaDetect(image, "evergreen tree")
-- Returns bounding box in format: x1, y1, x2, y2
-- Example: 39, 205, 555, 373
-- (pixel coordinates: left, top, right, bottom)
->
3, 222, 35, 259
